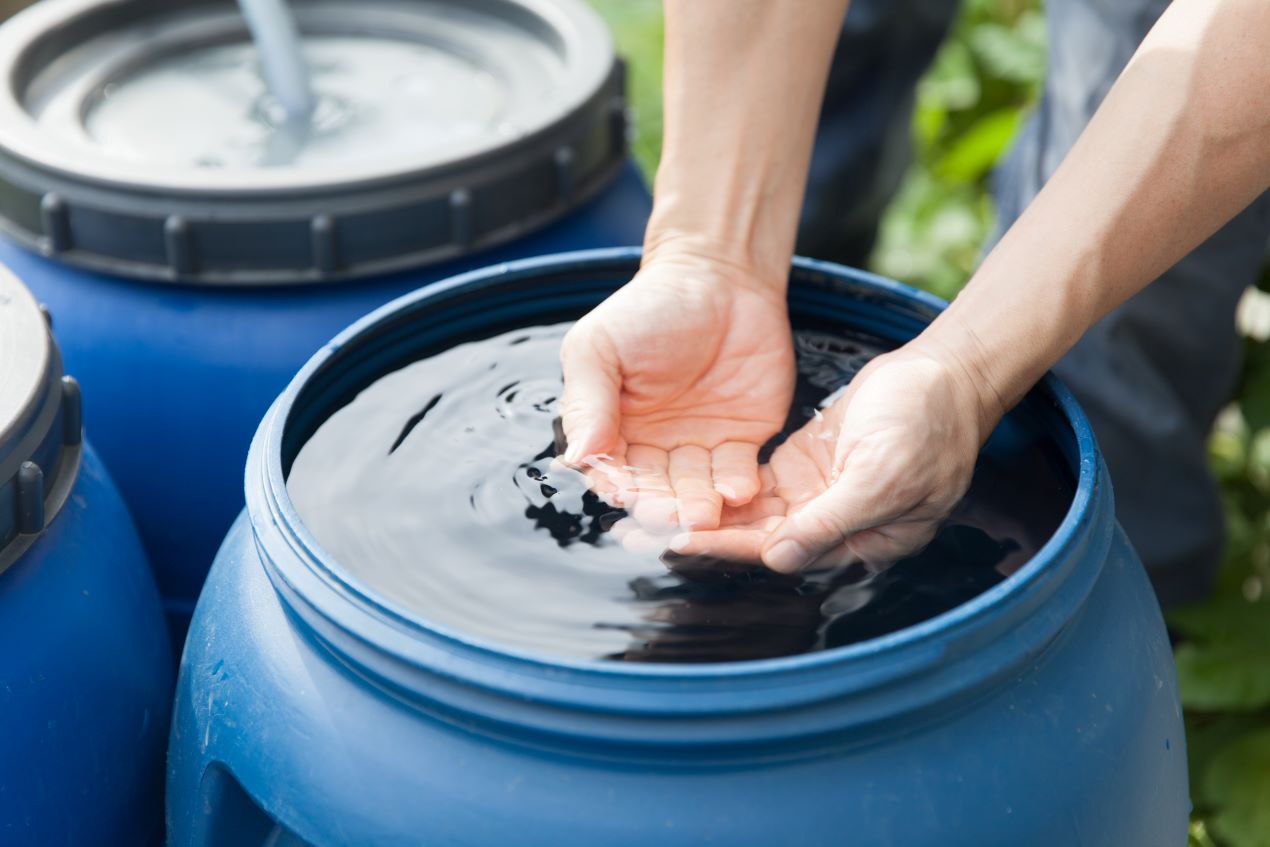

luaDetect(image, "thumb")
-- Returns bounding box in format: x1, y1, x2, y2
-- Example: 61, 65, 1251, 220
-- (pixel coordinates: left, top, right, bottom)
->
559, 330, 621, 465
760, 474, 889, 574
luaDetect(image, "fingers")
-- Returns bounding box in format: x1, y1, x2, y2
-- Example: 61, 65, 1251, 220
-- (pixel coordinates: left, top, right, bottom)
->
626, 444, 762, 533
669, 521, 871, 572
759, 475, 896, 574
719, 491, 786, 526
668, 446, 723, 530
609, 516, 681, 554
559, 327, 621, 464
666, 516, 783, 562
550, 441, 633, 507
625, 445, 677, 533
580, 448, 632, 507
710, 441, 762, 506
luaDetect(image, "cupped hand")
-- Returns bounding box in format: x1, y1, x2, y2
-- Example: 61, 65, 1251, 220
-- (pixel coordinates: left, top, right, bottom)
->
657, 343, 1001, 572
559, 252, 794, 531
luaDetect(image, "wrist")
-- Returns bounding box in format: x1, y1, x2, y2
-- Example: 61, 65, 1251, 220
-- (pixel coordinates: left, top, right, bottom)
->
645, 160, 798, 288
906, 315, 1010, 445
640, 229, 789, 301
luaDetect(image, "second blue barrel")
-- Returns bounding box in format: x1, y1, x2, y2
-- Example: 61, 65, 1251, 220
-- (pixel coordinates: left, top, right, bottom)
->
0, 265, 171, 846
168, 249, 1189, 846
0, 0, 651, 640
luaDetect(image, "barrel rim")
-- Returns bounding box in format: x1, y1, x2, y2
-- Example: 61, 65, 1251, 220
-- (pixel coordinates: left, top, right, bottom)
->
244, 247, 1109, 743
0, 264, 83, 572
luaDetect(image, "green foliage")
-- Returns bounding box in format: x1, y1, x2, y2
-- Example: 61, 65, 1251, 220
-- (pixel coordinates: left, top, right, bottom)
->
1202, 728, 1270, 847
1172, 391, 1270, 845
590, 1, 1270, 843
1176, 643, 1270, 712
1241, 340, 1270, 434
1186, 707, 1270, 847
585, 0, 664, 181
936, 108, 1024, 183
871, 1, 1045, 301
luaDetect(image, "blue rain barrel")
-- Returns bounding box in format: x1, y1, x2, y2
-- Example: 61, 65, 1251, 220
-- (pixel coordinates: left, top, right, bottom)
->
0, 265, 172, 846
0, 0, 651, 642
168, 249, 1189, 846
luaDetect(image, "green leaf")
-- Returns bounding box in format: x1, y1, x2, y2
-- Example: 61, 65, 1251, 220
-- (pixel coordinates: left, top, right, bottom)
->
1187, 713, 1268, 810
918, 40, 981, 114
1176, 641, 1270, 712
1171, 594, 1270, 645
936, 108, 1023, 183
1189, 819, 1221, 847
1203, 727, 1270, 847
1241, 343, 1270, 434
914, 100, 949, 150
1249, 429, 1270, 493
1210, 427, 1249, 483
968, 16, 1047, 85
870, 172, 993, 300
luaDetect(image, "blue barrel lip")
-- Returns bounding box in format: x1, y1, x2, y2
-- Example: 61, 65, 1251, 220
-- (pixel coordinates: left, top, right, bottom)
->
244, 246, 1108, 741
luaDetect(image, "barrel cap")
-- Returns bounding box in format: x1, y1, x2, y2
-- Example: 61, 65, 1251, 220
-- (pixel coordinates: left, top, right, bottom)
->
0, 265, 80, 571
0, 0, 628, 285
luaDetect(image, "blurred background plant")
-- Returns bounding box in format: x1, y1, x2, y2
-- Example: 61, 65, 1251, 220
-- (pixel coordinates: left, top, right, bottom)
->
588, 1, 1270, 844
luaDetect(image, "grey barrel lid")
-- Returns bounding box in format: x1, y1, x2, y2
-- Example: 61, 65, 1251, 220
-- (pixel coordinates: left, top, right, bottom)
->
0, 0, 629, 285
0, 265, 82, 572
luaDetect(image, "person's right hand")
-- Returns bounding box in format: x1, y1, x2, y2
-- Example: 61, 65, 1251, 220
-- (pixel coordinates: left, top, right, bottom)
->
559, 250, 795, 532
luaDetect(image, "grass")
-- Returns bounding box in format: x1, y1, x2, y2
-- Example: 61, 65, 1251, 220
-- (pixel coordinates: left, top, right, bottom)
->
587, 1, 1270, 844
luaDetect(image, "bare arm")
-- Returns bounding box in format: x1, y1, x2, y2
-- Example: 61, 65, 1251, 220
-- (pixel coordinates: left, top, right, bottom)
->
753, 0, 1270, 571
645, 0, 852, 279
921, 0, 1270, 430
558, 1, 849, 531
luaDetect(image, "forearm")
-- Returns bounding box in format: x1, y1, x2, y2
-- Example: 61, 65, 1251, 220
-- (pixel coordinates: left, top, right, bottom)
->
919, 0, 1270, 428
645, 0, 851, 284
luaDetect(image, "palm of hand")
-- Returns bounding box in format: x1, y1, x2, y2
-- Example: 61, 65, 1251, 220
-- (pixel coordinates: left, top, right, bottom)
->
560, 260, 794, 530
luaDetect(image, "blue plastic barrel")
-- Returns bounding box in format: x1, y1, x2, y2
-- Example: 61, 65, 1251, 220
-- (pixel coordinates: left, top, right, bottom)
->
0, 0, 652, 641
0, 265, 172, 846
168, 249, 1189, 846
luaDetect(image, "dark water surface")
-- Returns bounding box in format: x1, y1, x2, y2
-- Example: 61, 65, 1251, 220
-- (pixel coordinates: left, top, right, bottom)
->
288, 323, 1074, 663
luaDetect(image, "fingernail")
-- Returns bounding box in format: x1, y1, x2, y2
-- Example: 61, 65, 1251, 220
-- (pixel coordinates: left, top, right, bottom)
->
668, 532, 691, 552
765, 540, 811, 573
715, 483, 737, 502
